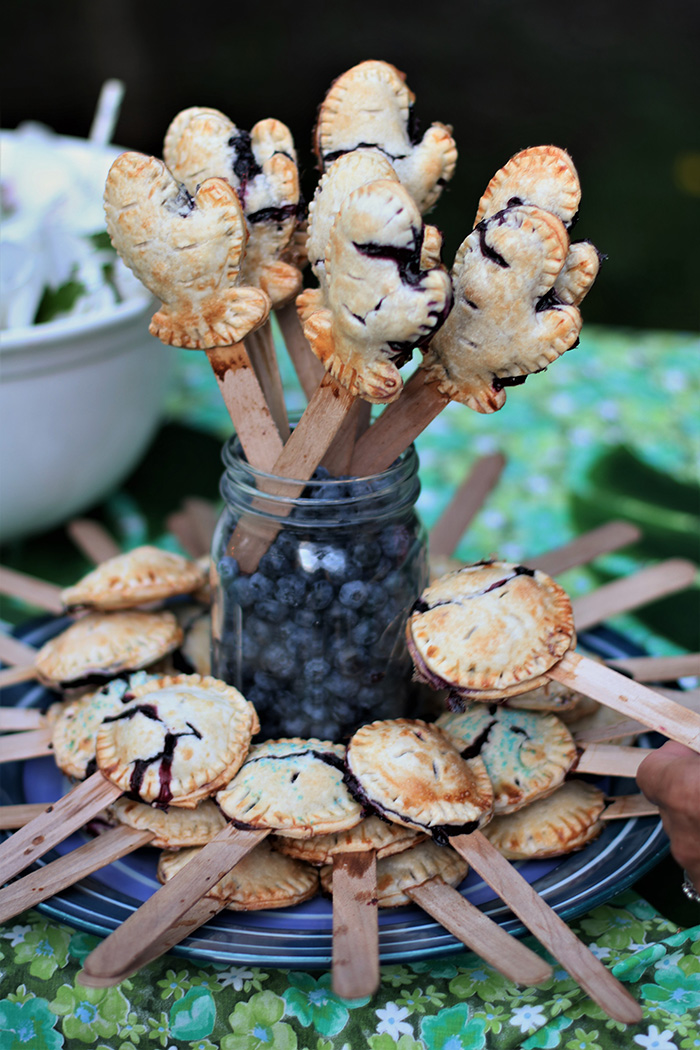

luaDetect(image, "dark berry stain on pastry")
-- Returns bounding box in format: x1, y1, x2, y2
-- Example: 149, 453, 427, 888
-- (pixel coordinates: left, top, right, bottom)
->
228, 130, 263, 207
103, 705, 203, 806
165, 185, 196, 219
247, 203, 299, 225
475, 219, 510, 269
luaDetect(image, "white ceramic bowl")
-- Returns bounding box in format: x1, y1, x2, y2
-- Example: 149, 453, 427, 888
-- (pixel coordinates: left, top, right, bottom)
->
0, 131, 172, 542
0, 298, 172, 542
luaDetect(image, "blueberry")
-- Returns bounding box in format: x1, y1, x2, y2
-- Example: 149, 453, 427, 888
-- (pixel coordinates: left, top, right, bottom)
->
231, 576, 256, 608
246, 618, 272, 646
249, 573, 275, 601
294, 608, 323, 629
217, 555, 239, 582
347, 478, 375, 498
319, 547, 352, 584
262, 643, 296, 679
277, 574, 306, 607
253, 669, 278, 692
381, 524, 412, 560
303, 657, 331, 682
325, 671, 357, 700
339, 580, 368, 609
350, 538, 382, 569
307, 579, 334, 610
334, 645, 363, 675
363, 582, 388, 612
384, 570, 408, 596
256, 598, 288, 623
351, 618, 377, 648
258, 545, 291, 577
240, 634, 259, 663
327, 601, 360, 629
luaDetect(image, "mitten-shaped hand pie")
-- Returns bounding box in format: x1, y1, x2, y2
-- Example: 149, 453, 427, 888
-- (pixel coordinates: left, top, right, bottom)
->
475, 145, 601, 309
164, 107, 302, 306
104, 151, 270, 349
422, 203, 580, 413
314, 60, 457, 214
302, 178, 453, 402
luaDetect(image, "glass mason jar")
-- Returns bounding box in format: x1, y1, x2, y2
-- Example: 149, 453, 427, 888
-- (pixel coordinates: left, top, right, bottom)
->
210, 436, 429, 742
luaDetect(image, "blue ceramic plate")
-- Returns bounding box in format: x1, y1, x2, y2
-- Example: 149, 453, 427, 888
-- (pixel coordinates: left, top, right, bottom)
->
0, 617, 668, 966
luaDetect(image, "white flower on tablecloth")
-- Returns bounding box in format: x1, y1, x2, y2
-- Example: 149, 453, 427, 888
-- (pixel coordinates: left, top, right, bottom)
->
216, 965, 255, 990
633, 1025, 678, 1050
1, 924, 32, 946
588, 943, 612, 960
376, 1001, 413, 1039
509, 1003, 547, 1034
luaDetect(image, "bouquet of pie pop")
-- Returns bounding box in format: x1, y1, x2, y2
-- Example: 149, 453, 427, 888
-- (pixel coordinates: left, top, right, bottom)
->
102, 58, 602, 488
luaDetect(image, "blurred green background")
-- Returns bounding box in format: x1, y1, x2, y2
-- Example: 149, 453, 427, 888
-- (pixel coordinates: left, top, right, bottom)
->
2, 0, 699, 331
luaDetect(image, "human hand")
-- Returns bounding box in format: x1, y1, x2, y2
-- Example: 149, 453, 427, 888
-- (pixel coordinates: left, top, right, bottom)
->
636, 741, 700, 895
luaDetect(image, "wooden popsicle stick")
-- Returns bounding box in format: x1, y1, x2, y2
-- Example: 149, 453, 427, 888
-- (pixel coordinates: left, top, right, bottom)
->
245, 322, 291, 440
527, 521, 642, 577
0, 665, 38, 689
228, 374, 357, 573
0, 772, 123, 885
571, 558, 698, 632
0, 726, 53, 763
331, 849, 379, 998
321, 399, 373, 476
0, 825, 153, 923
407, 876, 552, 986
0, 566, 64, 614
205, 343, 285, 472
349, 371, 447, 477
80, 824, 270, 985
274, 302, 325, 401
0, 632, 37, 669
607, 653, 700, 683
574, 743, 647, 778
0, 708, 45, 731
549, 652, 700, 751
167, 499, 218, 559
601, 794, 660, 820
429, 453, 506, 557
450, 830, 642, 1023
0, 803, 47, 830
166, 509, 203, 559
67, 520, 121, 564
80, 893, 228, 987
574, 719, 649, 744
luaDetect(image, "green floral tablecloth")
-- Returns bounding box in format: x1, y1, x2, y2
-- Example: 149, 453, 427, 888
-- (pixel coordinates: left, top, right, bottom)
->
1, 325, 699, 1047
1, 895, 698, 1049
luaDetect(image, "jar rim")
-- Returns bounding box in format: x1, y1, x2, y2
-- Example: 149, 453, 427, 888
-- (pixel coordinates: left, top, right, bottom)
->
218, 435, 421, 525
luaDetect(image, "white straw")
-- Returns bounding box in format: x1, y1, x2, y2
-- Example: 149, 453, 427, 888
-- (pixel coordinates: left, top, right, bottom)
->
88, 79, 125, 147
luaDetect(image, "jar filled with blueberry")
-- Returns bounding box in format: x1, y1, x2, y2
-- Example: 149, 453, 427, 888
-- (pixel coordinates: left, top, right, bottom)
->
210, 435, 429, 742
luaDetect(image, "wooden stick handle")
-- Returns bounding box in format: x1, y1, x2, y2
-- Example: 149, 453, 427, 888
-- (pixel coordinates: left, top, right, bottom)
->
245, 322, 290, 440
550, 652, 700, 752
0, 803, 48, 829
0, 665, 38, 688
602, 794, 660, 820
274, 302, 325, 401
575, 689, 700, 743
407, 876, 552, 986
574, 743, 648, 777
227, 375, 356, 574
608, 653, 700, 682
80, 824, 269, 985
0, 632, 38, 668
450, 830, 642, 1023
429, 453, 506, 558
205, 343, 284, 472
571, 558, 698, 631
349, 371, 448, 476
0, 708, 45, 731
527, 521, 641, 577
0, 726, 53, 763
331, 849, 379, 999
0, 566, 64, 614
0, 825, 153, 923
67, 520, 121, 564
0, 772, 123, 885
